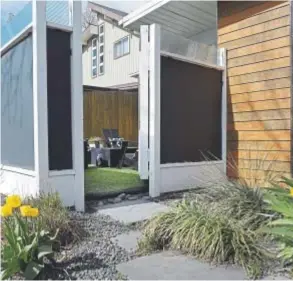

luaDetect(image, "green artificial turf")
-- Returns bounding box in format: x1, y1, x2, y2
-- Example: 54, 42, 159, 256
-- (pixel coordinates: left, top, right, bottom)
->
85, 167, 144, 194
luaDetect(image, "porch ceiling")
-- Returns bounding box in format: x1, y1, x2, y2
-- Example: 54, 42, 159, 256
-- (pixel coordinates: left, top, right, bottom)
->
119, 0, 217, 38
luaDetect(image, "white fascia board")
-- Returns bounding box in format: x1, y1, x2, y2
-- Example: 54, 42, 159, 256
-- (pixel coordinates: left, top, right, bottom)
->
119, 0, 171, 27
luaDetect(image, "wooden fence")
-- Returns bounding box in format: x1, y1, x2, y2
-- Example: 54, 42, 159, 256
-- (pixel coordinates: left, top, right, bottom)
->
83, 87, 138, 142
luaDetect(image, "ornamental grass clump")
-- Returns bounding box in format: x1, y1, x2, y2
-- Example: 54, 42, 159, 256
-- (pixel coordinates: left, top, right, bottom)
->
138, 180, 271, 279
1, 195, 58, 280
27, 192, 84, 246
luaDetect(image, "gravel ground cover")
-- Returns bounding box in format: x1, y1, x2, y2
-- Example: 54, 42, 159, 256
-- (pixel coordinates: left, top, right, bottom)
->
46, 202, 141, 280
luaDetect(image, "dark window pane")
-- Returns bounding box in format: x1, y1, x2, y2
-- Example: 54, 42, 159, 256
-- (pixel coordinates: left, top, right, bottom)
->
99, 55, 104, 63
92, 58, 97, 67
1, 35, 34, 170
92, 49, 97, 57
92, 38, 97, 47
99, 45, 103, 53
100, 35, 104, 44
99, 24, 104, 34
99, 65, 104, 74
47, 28, 73, 170
92, 67, 97, 77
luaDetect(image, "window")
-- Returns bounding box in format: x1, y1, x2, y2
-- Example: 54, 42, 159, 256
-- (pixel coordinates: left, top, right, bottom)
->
91, 38, 97, 78
98, 24, 104, 75
114, 36, 130, 59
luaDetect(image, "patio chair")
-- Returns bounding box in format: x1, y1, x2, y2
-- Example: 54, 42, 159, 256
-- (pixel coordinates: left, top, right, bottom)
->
102, 128, 112, 147
118, 140, 129, 168
102, 128, 122, 147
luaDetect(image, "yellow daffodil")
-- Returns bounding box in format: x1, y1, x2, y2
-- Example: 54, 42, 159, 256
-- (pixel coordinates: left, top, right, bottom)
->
29, 208, 39, 217
20, 205, 32, 217
6, 195, 21, 208
1, 205, 13, 217
290, 188, 293, 197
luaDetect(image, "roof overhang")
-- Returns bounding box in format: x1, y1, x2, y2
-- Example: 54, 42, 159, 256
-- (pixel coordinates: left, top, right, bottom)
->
82, 24, 98, 45
119, 0, 217, 39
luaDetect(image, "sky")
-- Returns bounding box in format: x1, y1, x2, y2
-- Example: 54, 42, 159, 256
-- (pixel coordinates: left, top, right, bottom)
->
1, 0, 147, 21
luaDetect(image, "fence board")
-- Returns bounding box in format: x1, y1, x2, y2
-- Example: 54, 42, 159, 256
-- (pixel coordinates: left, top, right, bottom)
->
83, 88, 138, 142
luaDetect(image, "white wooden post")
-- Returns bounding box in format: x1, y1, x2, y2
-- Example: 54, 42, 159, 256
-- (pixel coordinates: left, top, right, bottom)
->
219, 48, 227, 175
149, 24, 161, 197
70, 0, 84, 211
138, 25, 149, 180
32, 0, 49, 192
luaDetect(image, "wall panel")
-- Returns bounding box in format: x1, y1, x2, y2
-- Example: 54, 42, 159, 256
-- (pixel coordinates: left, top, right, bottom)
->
1, 35, 34, 170
219, 1, 291, 183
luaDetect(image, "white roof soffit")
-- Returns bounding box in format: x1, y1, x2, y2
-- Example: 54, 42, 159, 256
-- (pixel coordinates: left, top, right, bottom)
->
119, 0, 217, 38
82, 25, 98, 43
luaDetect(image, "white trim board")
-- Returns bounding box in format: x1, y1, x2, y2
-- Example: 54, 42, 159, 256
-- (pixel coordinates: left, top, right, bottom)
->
47, 22, 73, 33
161, 160, 224, 169
32, 0, 49, 193
48, 170, 75, 177
219, 48, 227, 175
138, 25, 150, 180
161, 51, 224, 71
1, 165, 36, 177
149, 24, 161, 198
70, 0, 85, 212
1, 24, 32, 56
119, 0, 170, 27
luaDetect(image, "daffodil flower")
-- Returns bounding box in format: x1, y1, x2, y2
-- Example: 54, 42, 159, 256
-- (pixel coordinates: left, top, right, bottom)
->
1, 205, 13, 217
20, 205, 32, 217
6, 195, 22, 208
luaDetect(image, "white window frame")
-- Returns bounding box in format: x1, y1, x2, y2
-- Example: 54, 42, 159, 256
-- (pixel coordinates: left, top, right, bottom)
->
98, 23, 104, 75
114, 35, 130, 59
91, 37, 97, 78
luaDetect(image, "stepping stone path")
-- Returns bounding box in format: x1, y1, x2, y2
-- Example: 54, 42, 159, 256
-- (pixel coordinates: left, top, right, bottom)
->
111, 230, 142, 252
101, 200, 285, 280
99, 201, 169, 224
117, 251, 246, 280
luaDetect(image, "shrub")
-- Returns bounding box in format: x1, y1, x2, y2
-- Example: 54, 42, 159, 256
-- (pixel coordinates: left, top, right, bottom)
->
261, 177, 293, 271
26, 192, 84, 246
1, 195, 58, 280
138, 180, 271, 278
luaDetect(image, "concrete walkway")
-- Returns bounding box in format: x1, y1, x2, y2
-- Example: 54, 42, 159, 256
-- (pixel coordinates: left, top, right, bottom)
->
99, 200, 283, 280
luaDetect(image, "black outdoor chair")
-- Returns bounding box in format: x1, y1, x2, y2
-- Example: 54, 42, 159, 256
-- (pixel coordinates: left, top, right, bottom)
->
102, 128, 120, 147
118, 141, 129, 168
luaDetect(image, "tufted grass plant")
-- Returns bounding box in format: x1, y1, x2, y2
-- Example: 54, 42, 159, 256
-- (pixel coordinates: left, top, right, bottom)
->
26, 193, 84, 247
138, 198, 268, 278
138, 151, 280, 279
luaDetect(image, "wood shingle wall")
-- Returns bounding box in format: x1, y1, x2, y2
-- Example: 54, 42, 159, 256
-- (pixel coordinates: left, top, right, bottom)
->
218, 1, 291, 183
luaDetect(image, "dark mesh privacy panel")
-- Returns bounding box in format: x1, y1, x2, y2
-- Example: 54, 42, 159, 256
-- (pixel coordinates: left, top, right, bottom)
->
160, 56, 222, 164
47, 28, 73, 170
1, 35, 34, 170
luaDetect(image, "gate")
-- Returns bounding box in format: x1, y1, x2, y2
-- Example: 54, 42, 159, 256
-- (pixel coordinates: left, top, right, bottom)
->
139, 24, 227, 197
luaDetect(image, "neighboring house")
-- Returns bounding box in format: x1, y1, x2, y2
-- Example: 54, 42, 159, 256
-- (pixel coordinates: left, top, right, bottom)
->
82, 2, 139, 89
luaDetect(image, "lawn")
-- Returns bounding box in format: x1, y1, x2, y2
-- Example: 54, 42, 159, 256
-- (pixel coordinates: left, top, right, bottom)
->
85, 167, 145, 194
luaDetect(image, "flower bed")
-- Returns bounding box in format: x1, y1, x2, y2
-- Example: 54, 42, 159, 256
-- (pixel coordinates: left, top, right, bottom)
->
1, 195, 58, 280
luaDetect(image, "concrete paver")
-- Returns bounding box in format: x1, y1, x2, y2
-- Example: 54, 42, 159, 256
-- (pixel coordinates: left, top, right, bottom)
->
99, 202, 169, 224
117, 251, 246, 280
111, 230, 142, 252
